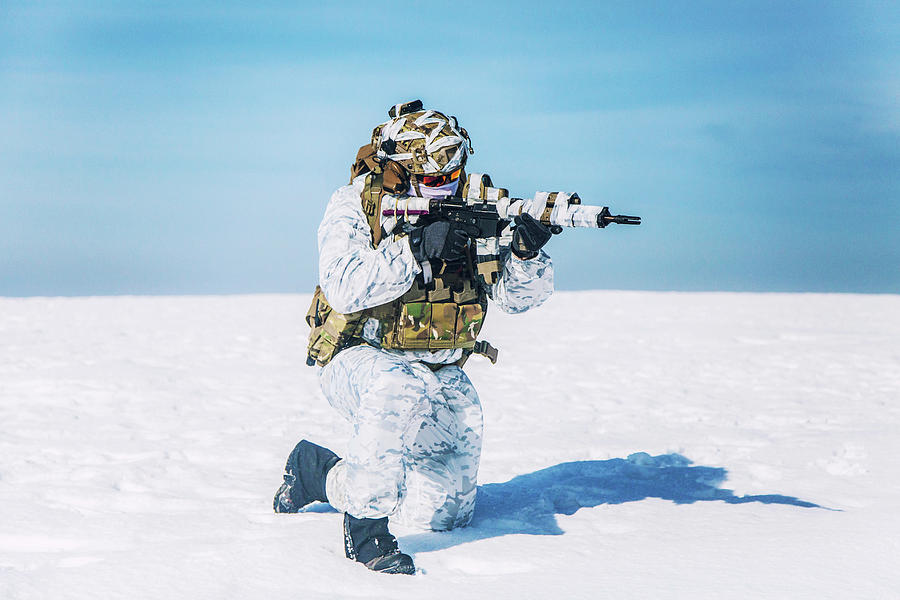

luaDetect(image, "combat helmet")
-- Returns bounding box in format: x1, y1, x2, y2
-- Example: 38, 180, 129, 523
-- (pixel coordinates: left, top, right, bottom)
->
372, 100, 473, 175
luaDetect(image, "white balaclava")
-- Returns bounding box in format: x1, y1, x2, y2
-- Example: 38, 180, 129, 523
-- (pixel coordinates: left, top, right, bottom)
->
407, 179, 459, 199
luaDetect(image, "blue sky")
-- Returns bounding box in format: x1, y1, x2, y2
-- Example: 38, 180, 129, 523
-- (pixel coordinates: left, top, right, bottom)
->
1, 1, 898, 295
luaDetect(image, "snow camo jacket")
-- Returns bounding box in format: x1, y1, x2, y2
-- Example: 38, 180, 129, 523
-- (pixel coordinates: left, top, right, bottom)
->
317, 175, 555, 364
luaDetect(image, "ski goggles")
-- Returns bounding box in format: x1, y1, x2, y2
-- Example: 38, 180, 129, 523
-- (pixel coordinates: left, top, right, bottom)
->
420, 168, 462, 187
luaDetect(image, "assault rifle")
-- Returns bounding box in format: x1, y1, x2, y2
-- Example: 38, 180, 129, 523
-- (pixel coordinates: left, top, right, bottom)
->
381, 173, 640, 284
381, 173, 640, 237
384, 195, 640, 237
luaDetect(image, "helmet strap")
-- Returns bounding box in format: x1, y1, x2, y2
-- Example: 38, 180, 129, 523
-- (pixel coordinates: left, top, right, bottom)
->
410, 177, 423, 197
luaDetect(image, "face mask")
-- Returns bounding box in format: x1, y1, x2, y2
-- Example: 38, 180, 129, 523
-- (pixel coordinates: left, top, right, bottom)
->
408, 179, 459, 199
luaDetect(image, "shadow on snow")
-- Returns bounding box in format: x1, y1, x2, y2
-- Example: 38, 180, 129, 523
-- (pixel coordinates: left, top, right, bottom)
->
400, 452, 823, 554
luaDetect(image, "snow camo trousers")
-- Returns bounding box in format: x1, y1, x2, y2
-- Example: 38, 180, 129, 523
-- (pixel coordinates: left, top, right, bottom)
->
320, 344, 483, 531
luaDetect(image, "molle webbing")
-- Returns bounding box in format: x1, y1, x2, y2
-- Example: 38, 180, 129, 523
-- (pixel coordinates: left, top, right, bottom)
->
305, 284, 488, 365
375, 273, 486, 352
381, 302, 484, 351
305, 270, 490, 366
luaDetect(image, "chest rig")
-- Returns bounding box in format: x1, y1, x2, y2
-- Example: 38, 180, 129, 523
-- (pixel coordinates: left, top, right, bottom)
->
306, 145, 498, 368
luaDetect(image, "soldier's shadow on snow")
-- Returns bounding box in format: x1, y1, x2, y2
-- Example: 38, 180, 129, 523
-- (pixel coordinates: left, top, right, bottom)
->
400, 452, 822, 554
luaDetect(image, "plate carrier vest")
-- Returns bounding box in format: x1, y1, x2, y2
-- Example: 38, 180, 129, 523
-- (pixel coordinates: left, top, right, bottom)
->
305, 145, 498, 368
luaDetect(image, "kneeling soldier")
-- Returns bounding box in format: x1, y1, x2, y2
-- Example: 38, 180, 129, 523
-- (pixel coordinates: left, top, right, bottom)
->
275, 101, 554, 574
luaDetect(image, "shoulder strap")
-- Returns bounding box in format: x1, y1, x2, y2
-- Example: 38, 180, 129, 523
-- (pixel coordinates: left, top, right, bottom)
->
362, 169, 385, 248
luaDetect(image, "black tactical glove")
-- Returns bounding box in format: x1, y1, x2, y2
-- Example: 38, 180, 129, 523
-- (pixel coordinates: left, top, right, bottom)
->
511, 213, 552, 260
408, 220, 471, 263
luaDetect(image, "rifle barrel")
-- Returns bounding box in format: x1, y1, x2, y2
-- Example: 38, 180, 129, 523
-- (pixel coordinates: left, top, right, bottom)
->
602, 214, 641, 225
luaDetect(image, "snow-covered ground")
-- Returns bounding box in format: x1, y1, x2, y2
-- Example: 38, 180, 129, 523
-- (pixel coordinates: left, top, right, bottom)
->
1, 291, 899, 599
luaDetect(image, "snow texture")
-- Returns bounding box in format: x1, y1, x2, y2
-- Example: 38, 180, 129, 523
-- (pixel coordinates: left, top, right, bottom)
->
1, 291, 899, 599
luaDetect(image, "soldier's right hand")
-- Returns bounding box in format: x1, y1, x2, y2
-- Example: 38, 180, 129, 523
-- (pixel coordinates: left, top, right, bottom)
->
408, 220, 471, 263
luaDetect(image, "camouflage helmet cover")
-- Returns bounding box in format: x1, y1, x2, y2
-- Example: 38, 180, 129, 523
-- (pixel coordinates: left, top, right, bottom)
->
372, 102, 473, 175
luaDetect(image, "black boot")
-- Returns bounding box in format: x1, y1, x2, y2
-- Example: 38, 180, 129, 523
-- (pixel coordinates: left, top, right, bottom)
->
343, 513, 415, 575
273, 440, 340, 513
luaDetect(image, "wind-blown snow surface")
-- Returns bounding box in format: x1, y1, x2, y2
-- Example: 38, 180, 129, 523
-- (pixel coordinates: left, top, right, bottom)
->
1, 291, 899, 599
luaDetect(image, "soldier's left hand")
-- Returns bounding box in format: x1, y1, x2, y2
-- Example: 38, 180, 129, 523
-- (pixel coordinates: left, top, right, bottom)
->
511, 213, 552, 259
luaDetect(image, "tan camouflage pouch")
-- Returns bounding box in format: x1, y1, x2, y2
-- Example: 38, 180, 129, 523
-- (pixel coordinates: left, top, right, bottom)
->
305, 286, 366, 367
383, 300, 485, 351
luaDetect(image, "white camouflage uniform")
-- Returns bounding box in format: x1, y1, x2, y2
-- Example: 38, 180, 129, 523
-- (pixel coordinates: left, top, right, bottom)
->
319, 175, 553, 531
